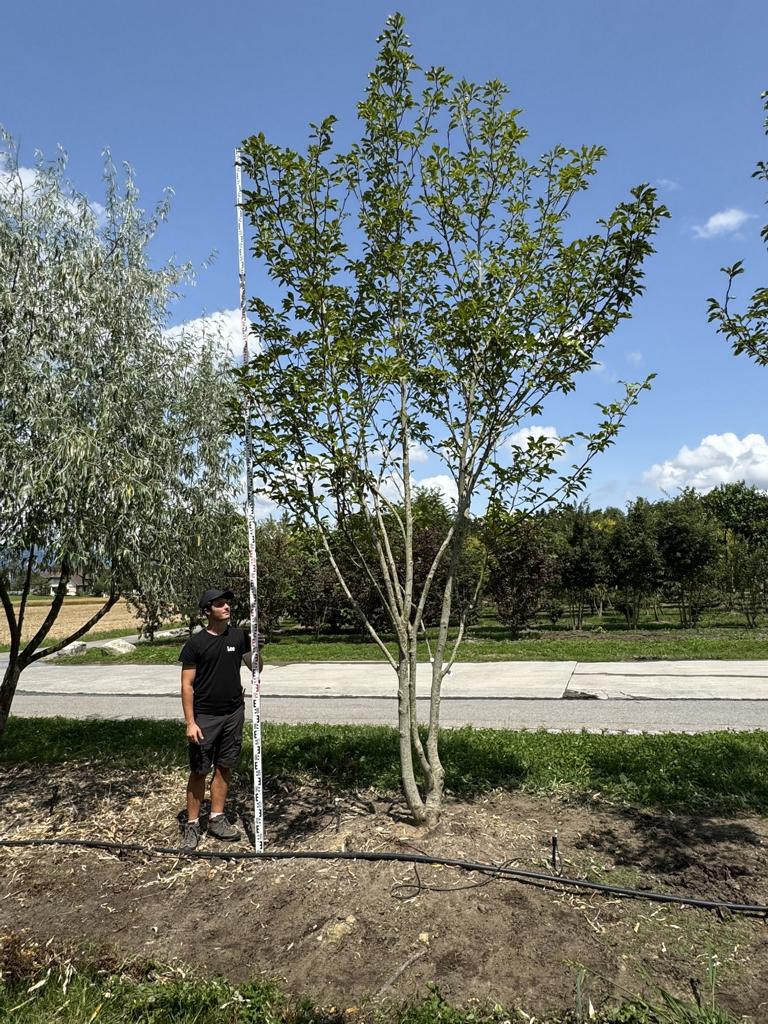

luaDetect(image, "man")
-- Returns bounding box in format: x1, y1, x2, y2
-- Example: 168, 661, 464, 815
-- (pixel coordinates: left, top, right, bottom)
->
179, 587, 258, 851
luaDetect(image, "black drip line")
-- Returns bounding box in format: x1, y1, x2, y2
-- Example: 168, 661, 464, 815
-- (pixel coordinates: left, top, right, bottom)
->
1, 837, 766, 918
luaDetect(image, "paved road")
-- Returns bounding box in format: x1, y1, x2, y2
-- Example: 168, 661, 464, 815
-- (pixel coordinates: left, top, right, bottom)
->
10, 659, 768, 732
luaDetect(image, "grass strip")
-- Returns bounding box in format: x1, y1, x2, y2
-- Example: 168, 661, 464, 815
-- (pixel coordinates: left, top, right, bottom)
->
55, 627, 768, 665
3, 717, 767, 814
0, 937, 742, 1023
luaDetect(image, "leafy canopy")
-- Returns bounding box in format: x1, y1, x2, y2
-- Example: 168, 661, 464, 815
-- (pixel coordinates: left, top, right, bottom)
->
237, 14, 669, 538
0, 133, 239, 663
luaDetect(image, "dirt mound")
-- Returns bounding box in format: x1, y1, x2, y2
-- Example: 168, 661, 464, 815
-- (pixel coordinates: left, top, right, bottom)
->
2, 764, 767, 1018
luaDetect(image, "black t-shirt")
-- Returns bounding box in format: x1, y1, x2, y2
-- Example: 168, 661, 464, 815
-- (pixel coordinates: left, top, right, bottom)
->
179, 626, 251, 716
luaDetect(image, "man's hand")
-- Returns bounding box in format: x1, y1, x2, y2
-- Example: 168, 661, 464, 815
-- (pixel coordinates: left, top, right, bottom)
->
186, 721, 204, 744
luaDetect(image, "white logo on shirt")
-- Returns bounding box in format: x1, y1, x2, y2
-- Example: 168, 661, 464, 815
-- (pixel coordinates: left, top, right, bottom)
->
227, 645, 236, 652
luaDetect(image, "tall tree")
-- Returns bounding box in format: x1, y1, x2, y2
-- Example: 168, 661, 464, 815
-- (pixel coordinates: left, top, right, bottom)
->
237, 15, 668, 824
0, 136, 238, 738
708, 90, 768, 364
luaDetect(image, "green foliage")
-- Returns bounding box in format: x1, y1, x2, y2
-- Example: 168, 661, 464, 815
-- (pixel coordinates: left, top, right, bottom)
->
707, 90, 768, 366
217, 516, 299, 638
703, 482, 768, 546
288, 527, 349, 634
0, 130, 239, 731
557, 506, 607, 629
236, 15, 667, 822
605, 500, 663, 628
484, 505, 555, 633
729, 538, 768, 628
656, 493, 720, 628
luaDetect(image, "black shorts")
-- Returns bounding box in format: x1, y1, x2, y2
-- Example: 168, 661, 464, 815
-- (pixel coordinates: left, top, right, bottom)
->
188, 704, 245, 774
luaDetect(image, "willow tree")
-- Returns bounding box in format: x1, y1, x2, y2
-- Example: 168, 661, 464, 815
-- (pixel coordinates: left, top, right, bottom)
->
0, 134, 238, 738
238, 15, 668, 824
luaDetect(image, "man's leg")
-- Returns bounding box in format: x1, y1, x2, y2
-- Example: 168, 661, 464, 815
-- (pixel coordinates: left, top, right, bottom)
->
186, 771, 207, 822
209, 765, 231, 815
207, 764, 240, 840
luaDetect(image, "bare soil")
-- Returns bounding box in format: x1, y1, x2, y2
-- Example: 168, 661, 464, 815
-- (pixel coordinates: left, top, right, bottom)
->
1, 598, 143, 646
2, 764, 767, 1019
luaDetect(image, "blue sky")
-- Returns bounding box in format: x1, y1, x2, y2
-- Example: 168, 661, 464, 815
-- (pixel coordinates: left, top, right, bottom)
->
2, 0, 766, 509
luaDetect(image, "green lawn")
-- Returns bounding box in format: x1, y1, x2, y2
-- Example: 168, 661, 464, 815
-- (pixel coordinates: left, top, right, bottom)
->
57, 622, 768, 665
8, 606, 767, 664
4, 717, 768, 814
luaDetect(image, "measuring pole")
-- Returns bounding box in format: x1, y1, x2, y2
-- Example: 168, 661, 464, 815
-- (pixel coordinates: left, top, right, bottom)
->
235, 149, 264, 851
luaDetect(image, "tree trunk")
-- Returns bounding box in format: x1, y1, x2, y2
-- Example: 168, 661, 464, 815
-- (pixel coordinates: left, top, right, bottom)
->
423, 654, 445, 829
0, 660, 23, 743
397, 654, 426, 822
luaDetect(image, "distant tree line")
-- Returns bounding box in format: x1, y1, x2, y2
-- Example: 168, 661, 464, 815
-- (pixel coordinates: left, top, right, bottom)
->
13, 481, 764, 639
485, 482, 768, 632
188, 481, 768, 637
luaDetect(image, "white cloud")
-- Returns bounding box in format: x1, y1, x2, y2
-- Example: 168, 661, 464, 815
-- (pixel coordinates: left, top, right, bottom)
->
0, 160, 38, 196
692, 208, 752, 240
509, 424, 565, 460
656, 177, 681, 192
644, 433, 768, 493
1, 157, 110, 225
409, 443, 429, 465
626, 351, 643, 366
164, 309, 255, 362
509, 424, 559, 447
414, 473, 458, 504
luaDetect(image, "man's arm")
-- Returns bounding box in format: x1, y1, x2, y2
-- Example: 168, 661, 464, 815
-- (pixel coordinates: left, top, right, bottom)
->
241, 651, 264, 672
181, 666, 204, 744
242, 631, 264, 673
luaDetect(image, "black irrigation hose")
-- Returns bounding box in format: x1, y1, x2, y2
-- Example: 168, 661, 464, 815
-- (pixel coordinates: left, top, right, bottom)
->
2, 837, 767, 918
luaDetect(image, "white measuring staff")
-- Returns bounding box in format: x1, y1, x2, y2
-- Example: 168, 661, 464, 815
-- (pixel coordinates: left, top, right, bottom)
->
235, 149, 264, 852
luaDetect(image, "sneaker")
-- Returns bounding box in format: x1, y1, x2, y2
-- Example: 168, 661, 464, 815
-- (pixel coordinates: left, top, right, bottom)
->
181, 820, 200, 851
207, 814, 240, 842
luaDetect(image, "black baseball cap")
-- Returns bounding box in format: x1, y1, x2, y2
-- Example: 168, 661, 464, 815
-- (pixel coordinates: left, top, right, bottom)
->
198, 588, 235, 611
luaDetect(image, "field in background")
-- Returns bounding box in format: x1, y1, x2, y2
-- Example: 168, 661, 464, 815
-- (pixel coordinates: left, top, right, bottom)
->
0, 598, 147, 647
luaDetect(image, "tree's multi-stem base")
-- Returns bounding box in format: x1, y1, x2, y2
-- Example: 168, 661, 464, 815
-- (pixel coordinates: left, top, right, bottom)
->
397, 654, 445, 826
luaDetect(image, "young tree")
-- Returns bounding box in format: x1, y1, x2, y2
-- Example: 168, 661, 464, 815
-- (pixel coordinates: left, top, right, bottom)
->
703, 482, 768, 625
606, 500, 662, 628
289, 527, 350, 635
708, 90, 768, 364
237, 16, 668, 824
558, 506, 605, 630
484, 507, 554, 634
656, 492, 720, 628
730, 538, 768, 628
0, 137, 238, 738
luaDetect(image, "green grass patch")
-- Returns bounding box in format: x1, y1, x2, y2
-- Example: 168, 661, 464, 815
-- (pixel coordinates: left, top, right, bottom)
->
54, 627, 768, 665
0, 937, 743, 1024
8, 606, 768, 662
3, 717, 767, 815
